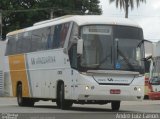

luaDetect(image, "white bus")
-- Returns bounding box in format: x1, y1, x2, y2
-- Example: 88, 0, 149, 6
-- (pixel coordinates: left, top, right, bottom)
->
4, 15, 145, 110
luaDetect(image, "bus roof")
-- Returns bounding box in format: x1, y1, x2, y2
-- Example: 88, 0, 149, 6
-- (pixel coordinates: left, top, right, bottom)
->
7, 15, 141, 36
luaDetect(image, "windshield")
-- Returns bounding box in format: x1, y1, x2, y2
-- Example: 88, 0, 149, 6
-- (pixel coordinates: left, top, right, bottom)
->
115, 38, 143, 72
80, 25, 144, 73
80, 25, 113, 69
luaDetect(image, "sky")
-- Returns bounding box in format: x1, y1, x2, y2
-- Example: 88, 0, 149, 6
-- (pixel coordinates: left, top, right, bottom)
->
99, 0, 160, 42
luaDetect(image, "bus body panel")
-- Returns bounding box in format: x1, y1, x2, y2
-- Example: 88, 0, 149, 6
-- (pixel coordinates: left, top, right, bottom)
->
5, 48, 145, 101
6, 49, 72, 98
8, 54, 30, 97
71, 71, 144, 101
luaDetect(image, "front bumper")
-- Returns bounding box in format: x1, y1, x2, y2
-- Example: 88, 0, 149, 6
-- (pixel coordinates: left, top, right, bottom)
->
75, 85, 144, 101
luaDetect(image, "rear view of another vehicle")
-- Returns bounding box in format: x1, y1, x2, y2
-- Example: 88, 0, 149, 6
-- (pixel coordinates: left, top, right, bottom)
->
148, 57, 160, 100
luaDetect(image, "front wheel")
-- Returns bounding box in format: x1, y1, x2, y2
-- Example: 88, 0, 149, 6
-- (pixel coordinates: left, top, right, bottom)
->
57, 83, 73, 109
111, 101, 120, 111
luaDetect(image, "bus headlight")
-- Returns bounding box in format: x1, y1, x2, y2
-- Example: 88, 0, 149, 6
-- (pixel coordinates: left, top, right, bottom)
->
85, 86, 89, 90
138, 87, 141, 92
134, 87, 142, 92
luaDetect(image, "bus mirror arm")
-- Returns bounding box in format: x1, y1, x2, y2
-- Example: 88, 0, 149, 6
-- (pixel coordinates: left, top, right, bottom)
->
72, 36, 80, 43
77, 39, 84, 55
137, 39, 150, 48
141, 55, 152, 61
63, 48, 68, 54
140, 58, 146, 61
64, 36, 79, 54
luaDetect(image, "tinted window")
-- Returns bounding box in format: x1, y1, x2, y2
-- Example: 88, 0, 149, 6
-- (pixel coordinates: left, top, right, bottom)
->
114, 26, 143, 39
53, 22, 70, 48
80, 25, 113, 70
31, 27, 48, 51
6, 36, 17, 55
6, 22, 71, 55
16, 32, 31, 53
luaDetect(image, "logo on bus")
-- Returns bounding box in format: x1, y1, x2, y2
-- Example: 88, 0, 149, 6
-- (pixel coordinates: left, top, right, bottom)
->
107, 78, 113, 81
31, 56, 56, 65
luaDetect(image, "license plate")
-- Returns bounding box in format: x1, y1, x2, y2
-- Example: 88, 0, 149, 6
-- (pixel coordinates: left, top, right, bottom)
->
110, 89, 121, 94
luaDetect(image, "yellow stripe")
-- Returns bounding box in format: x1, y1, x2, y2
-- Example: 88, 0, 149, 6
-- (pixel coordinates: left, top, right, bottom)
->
9, 54, 30, 97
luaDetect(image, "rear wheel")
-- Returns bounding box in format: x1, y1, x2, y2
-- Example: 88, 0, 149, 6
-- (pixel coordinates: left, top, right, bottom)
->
17, 84, 34, 107
17, 84, 25, 106
111, 101, 120, 111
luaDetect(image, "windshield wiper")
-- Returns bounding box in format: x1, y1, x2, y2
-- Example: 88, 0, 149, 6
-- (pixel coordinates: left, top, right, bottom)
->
115, 38, 135, 70
117, 49, 135, 70
84, 64, 100, 68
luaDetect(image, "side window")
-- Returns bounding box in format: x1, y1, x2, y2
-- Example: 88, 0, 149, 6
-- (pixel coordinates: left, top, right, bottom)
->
68, 23, 79, 69
60, 22, 70, 47
69, 45, 77, 69
31, 28, 48, 52
6, 22, 72, 55
46, 26, 54, 49
5, 36, 17, 55
68, 23, 79, 50
23, 33, 32, 53
16, 32, 31, 54
31, 26, 55, 52
16, 35, 23, 54
52, 22, 71, 49
31, 33, 42, 52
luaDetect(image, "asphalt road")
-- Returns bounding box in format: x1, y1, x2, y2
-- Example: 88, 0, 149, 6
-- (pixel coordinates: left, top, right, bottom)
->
0, 97, 160, 119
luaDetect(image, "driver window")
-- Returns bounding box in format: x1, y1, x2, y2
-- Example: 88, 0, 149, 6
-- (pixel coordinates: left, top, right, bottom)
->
69, 45, 77, 69
83, 35, 100, 66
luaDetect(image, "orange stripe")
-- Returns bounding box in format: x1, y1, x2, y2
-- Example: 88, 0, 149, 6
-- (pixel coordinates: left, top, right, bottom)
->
9, 54, 30, 97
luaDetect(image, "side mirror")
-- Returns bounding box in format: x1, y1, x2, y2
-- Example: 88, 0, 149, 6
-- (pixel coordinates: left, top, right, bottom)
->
77, 39, 83, 55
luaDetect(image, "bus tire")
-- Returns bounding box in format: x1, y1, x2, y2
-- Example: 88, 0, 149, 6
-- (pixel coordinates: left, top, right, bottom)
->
17, 84, 34, 107
58, 83, 73, 110
111, 101, 120, 111
17, 84, 25, 106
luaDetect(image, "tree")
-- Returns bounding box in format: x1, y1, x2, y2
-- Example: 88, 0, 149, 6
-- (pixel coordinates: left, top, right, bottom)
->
0, 0, 102, 39
109, 0, 146, 18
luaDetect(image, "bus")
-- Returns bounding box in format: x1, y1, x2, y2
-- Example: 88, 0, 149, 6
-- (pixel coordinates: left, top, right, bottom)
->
4, 15, 145, 110
148, 41, 160, 100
